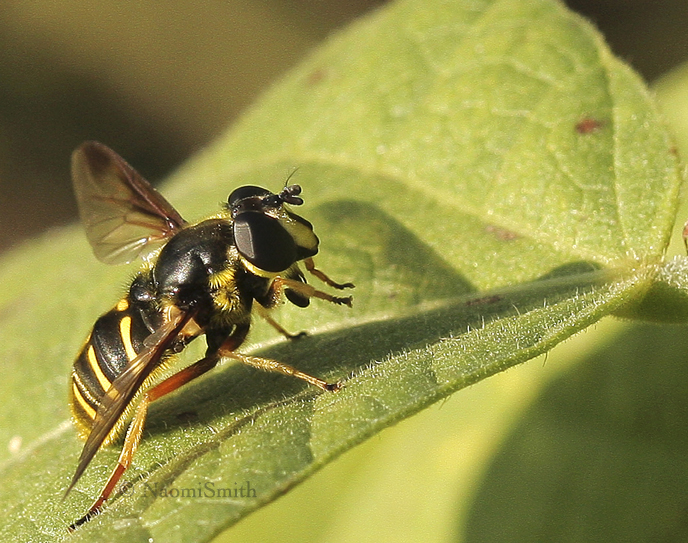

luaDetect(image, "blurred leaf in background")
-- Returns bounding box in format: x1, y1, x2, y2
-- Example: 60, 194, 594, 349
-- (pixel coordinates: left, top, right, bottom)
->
0, 0, 686, 253
0, 0, 384, 252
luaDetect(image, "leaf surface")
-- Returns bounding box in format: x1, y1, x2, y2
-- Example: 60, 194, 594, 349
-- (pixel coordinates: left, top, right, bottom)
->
0, 0, 681, 541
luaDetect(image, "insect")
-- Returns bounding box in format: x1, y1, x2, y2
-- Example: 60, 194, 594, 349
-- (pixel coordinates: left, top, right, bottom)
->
64, 141, 353, 529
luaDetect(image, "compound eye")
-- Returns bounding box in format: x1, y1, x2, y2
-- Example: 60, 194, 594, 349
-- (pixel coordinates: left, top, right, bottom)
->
234, 212, 297, 272
228, 186, 271, 207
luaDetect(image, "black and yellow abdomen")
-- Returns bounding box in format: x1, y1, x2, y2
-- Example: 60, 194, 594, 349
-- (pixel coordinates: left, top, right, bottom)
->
70, 295, 161, 443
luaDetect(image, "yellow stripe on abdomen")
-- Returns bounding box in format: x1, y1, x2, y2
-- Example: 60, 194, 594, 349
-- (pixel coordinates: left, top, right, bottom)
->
119, 315, 138, 361
71, 381, 97, 419
87, 344, 111, 392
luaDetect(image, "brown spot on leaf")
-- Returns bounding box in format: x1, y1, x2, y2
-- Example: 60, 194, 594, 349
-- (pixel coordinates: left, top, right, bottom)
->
575, 117, 604, 134
485, 224, 520, 241
306, 68, 327, 86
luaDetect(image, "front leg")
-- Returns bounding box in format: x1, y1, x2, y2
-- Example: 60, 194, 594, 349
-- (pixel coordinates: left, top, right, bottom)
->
271, 276, 353, 307
254, 303, 308, 340
303, 257, 355, 290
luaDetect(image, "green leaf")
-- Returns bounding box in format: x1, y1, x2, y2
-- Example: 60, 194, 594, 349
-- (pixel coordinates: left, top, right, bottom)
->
0, 0, 681, 541
464, 320, 688, 542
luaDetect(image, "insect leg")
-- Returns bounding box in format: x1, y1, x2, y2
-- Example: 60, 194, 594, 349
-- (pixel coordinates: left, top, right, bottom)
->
271, 276, 353, 307
69, 351, 223, 530
69, 394, 150, 530
303, 257, 354, 290
221, 349, 341, 392
253, 303, 307, 340
148, 352, 221, 401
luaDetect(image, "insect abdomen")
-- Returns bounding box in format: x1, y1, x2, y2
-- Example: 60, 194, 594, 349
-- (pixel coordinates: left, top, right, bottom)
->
69, 298, 157, 440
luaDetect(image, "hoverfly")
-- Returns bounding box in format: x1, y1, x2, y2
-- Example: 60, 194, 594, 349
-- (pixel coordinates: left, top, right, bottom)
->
64, 141, 353, 529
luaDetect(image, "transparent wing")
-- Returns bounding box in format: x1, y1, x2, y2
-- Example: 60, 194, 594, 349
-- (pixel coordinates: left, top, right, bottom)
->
72, 141, 187, 264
